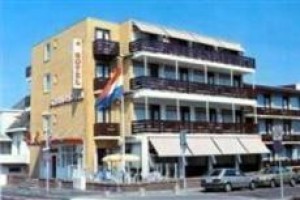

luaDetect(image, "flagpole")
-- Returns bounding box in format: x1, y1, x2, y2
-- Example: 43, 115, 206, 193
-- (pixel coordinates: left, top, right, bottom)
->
120, 58, 126, 181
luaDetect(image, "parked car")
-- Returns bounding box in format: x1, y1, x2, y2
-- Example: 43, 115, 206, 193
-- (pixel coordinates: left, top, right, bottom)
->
254, 166, 297, 187
200, 168, 256, 192
292, 166, 300, 183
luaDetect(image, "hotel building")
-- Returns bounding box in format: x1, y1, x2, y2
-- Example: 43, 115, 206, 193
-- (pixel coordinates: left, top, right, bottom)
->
247, 84, 300, 166
29, 18, 270, 180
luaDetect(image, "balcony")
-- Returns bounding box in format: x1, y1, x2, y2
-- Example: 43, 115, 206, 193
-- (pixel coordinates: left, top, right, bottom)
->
25, 66, 31, 78
130, 76, 255, 99
262, 159, 300, 167
94, 77, 108, 90
262, 134, 300, 142
257, 107, 300, 117
94, 123, 120, 137
93, 39, 119, 60
132, 120, 257, 134
129, 39, 255, 69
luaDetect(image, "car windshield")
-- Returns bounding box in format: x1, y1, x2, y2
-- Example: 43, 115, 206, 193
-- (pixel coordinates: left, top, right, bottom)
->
209, 169, 222, 176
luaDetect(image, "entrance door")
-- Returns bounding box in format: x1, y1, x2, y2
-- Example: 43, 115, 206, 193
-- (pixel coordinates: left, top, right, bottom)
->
51, 156, 57, 179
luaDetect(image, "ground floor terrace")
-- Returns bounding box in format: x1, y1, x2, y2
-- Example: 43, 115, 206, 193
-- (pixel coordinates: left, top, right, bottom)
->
37, 133, 269, 181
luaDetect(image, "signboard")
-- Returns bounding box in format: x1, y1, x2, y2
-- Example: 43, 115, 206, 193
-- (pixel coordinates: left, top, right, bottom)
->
72, 38, 83, 89
50, 91, 84, 107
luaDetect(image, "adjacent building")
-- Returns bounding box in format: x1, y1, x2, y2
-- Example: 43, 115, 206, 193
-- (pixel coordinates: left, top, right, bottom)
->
29, 18, 272, 180
247, 84, 300, 166
0, 96, 30, 174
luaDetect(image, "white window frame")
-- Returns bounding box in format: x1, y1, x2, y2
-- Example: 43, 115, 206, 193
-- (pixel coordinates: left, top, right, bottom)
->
43, 43, 51, 62
43, 73, 51, 93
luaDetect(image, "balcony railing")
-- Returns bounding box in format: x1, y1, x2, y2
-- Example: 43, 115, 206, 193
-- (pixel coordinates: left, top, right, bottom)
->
93, 39, 119, 60
257, 107, 300, 116
262, 134, 300, 142
94, 77, 109, 90
132, 120, 257, 134
263, 159, 300, 167
129, 39, 255, 69
130, 76, 255, 99
94, 123, 120, 137
25, 66, 31, 78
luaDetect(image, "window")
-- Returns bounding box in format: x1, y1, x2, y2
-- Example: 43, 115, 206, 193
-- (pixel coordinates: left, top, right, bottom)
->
43, 73, 51, 92
42, 115, 51, 136
282, 96, 290, 110
60, 145, 78, 167
95, 28, 110, 40
166, 106, 177, 120
164, 66, 176, 80
134, 104, 145, 120
43, 43, 51, 62
193, 70, 204, 83
133, 62, 144, 77
266, 119, 273, 134
224, 169, 236, 176
195, 108, 206, 122
96, 109, 110, 123
0, 142, 11, 154
96, 62, 110, 78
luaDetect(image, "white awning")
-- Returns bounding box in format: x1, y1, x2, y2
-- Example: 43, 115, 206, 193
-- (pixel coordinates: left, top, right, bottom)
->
0, 134, 11, 142
239, 136, 270, 154
187, 137, 221, 156
149, 134, 269, 157
132, 20, 244, 52
149, 137, 192, 157
212, 136, 247, 155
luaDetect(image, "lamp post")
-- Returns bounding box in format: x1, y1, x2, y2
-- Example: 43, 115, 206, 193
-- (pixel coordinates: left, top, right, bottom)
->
272, 125, 284, 200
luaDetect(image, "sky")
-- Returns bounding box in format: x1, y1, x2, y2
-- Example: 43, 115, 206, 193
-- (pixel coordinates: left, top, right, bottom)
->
0, 0, 300, 108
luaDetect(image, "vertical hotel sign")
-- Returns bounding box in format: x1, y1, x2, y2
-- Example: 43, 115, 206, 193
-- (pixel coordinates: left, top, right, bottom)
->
72, 38, 83, 89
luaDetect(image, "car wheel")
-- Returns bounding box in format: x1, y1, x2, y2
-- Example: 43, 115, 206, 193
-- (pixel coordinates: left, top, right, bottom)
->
290, 179, 296, 187
270, 180, 276, 188
224, 183, 232, 192
249, 181, 256, 190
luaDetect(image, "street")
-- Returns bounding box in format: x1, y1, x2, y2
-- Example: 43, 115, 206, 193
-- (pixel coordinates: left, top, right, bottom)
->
1, 185, 300, 200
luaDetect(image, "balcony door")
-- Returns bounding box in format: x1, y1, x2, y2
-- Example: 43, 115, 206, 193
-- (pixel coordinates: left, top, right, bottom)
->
96, 62, 110, 78
95, 28, 110, 40
283, 120, 291, 134
149, 64, 159, 78
266, 119, 273, 134
149, 105, 160, 121
263, 94, 272, 109
233, 75, 242, 88
180, 107, 190, 122
282, 96, 289, 110
209, 109, 217, 123
179, 68, 189, 82
208, 72, 215, 85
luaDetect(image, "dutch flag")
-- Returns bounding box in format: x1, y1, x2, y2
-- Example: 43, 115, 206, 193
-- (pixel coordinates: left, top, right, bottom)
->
96, 67, 123, 111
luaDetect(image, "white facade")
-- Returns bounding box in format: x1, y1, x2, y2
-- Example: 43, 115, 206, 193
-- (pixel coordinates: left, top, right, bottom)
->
0, 110, 30, 174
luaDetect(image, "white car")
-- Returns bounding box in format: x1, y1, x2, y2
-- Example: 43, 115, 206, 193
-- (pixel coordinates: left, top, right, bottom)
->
200, 168, 256, 192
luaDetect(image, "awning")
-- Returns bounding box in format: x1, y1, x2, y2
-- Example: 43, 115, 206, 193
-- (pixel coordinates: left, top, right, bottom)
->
132, 20, 244, 52
239, 136, 270, 154
149, 134, 269, 157
212, 136, 247, 155
0, 134, 11, 142
149, 137, 192, 157
187, 137, 221, 156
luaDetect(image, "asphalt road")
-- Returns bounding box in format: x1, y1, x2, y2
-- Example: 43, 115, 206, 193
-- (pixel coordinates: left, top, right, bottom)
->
1, 185, 300, 200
